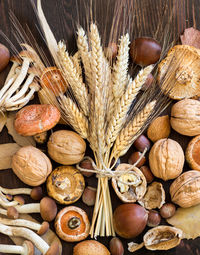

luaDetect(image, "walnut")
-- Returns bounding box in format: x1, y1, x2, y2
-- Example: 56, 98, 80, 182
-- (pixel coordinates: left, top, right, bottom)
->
170, 99, 200, 136
47, 130, 86, 165
170, 170, 200, 208
147, 115, 171, 142
12, 146, 52, 186
149, 138, 184, 181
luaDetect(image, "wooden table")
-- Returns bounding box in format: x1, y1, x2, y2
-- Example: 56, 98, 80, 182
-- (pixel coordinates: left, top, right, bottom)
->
0, 0, 200, 254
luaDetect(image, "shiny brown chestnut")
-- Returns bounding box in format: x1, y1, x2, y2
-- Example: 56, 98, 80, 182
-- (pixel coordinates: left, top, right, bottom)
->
0, 43, 10, 72
133, 135, 151, 152
130, 37, 161, 66
113, 203, 148, 239
128, 151, 146, 167
140, 166, 154, 183
109, 237, 124, 255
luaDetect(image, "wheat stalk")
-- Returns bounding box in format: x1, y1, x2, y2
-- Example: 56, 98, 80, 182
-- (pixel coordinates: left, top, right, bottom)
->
106, 65, 153, 148
59, 95, 88, 139
112, 33, 130, 103
71, 51, 82, 78
58, 41, 89, 116
111, 100, 156, 160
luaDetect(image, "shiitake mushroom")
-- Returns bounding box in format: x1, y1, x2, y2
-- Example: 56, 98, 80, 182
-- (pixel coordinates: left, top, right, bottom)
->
113, 203, 148, 238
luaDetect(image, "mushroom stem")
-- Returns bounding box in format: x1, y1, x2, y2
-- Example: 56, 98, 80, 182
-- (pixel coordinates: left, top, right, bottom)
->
0, 223, 49, 254
0, 208, 8, 216
4, 61, 20, 84
0, 191, 19, 208
0, 186, 42, 200
0, 217, 49, 235
15, 204, 40, 214
0, 244, 25, 254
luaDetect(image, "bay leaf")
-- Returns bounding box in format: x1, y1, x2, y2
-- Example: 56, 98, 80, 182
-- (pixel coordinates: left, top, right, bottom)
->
10, 214, 62, 255
167, 204, 200, 239
0, 143, 21, 170
0, 112, 7, 132
6, 112, 36, 147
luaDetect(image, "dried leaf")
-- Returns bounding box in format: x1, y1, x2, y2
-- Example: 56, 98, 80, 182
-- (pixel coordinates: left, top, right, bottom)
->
6, 112, 36, 147
167, 204, 200, 240
10, 214, 62, 255
0, 112, 7, 132
0, 143, 21, 170
180, 27, 200, 49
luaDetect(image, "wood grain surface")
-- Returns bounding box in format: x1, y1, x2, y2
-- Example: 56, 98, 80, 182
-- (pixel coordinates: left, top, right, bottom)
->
0, 0, 200, 254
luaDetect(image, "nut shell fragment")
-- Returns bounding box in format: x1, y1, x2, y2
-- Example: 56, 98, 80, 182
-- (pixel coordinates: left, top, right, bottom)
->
112, 163, 147, 203
143, 225, 182, 250
138, 182, 165, 210
170, 170, 200, 208
186, 135, 200, 170
47, 165, 85, 204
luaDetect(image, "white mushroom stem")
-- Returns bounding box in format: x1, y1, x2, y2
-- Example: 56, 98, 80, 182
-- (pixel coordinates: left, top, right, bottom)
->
0, 244, 27, 254
0, 195, 19, 208
0, 187, 33, 195
14, 204, 40, 214
0, 217, 47, 233
0, 208, 8, 216
0, 76, 17, 100
0, 223, 50, 254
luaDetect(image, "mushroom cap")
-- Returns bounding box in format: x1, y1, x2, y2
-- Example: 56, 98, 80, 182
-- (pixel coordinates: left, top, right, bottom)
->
73, 240, 110, 255
45, 241, 59, 255
14, 104, 61, 136
23, 240, 34, 255
40, 197, 57, 222
158, 45, 200, 100
40, 67, 68, 96
54, 206, 90, 242
46, 166, 85, 205
10, 56, 22, 64
30, 186, 43, 200
14, 195, 25, 205
7, 206, 19, 219
37, 221, 49, 235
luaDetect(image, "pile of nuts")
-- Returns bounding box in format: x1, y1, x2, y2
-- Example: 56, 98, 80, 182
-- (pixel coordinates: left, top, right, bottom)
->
1, 26, 200, 255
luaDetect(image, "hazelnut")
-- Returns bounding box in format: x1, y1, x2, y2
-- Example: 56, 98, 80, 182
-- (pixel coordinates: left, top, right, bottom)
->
104, 42, 118, 59
130, 37, 161, 66
48, 130, 86, 165
133, 135, 151, 152
147, 210, 161, 227
147, 115, 171, 142
79, 159, 94, 177
128, 151, 146, 167
109, 237, 124, 255
0, 43, 10, 72
140, 166, 154, 183
160, 203, 176, 219
82, 186, 96, 206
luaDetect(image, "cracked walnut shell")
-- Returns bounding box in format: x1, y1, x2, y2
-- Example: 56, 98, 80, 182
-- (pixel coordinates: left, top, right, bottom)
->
112, 164, 147, 203
149, 138, 184, 181
170, 99, 200, 136
143, 225, 182, 250
186, 135, 200, 171
170, 170, 200, 208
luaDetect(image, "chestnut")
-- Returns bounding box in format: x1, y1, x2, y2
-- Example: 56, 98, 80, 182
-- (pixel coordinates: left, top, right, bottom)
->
140, 166, 154, 183
160, 203, 176, 219
147, 210, 161, 227
133, 135, 151, 152
0, 43, 10, 72
130, 37, 161, 66
109, 237, 124, 255
128, 151, 146, 167
113, 203, 148, 239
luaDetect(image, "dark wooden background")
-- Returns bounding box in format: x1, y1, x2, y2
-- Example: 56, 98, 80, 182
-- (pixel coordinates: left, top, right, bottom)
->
0, 0, 200, 254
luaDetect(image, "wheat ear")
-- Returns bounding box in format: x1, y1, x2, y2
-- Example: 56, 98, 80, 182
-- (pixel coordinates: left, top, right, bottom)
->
111, 101, 156, 160
106, 65, 153, 148
112, 33, 130, 103
77, 27, 93, 91
58, 41, 89, 116
59, 95, 88, 139
71, 51, 82, 78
